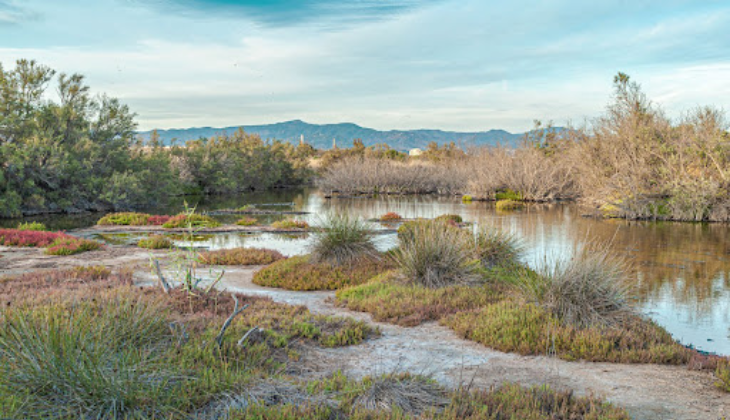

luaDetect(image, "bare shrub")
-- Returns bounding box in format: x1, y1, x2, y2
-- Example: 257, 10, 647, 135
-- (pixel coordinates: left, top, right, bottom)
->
352, 374, 448, 416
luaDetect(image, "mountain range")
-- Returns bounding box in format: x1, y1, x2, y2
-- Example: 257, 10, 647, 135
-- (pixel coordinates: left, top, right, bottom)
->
137, 119, 529, 151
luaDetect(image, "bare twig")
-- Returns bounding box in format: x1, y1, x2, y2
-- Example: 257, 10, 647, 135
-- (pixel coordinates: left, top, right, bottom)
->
204, 270, 226, 294
153, 259, 172, 293
237, 326, 261, 347
215, 294, 248, 347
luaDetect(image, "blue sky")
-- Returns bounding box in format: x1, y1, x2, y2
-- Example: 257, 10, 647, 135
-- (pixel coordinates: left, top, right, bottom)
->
1, 0, 728, 132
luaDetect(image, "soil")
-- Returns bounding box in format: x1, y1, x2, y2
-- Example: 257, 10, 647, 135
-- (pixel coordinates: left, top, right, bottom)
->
1, 245, 728, 420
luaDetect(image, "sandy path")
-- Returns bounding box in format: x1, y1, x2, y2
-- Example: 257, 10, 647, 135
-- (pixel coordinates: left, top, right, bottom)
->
1, 246, 728, 420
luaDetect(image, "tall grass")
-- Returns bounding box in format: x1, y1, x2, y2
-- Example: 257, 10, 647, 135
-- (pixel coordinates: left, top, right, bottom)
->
393, 221, 480, 288
473, 227, 524, 268
518, 246, 633, 328
310, 213, 377, 265
0, 294, 176, 419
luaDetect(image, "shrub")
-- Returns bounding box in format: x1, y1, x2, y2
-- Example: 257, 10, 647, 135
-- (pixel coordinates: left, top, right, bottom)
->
716, 359, 730, 392
393, 220, 480, 288
16, 221, 46, 231
199, 248, 286, 265
379, 212, 402, 222
522, 247, 633, 328
443, 300, 691, 364
236, 217, 257, 226
97, 212, 151, 226
271, 219, 309, 230
253, 255, 389, 291
137, 235, 173, 249
146, 215, 172, 225
495, 189, 524, 201
474, 227, 523, 268
162, 213, 221, 229
434, 214, 463, 224
44, 237, 103, 255
495, 199, 524, 211
310, 214, 377, 265
461, 194, 473, 203
0, 229, 68, 247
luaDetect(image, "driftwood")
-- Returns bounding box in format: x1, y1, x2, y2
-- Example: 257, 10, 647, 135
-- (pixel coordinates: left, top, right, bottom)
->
215, 294, 248, 347
153, 259, 172, 293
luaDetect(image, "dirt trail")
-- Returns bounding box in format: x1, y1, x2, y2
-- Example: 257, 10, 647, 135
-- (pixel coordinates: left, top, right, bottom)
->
1, 246, 728, 420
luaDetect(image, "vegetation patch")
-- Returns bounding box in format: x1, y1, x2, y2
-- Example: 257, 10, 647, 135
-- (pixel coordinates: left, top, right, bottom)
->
137, 234, 173, 249
16, 221, 47, 231
253, 255, 390, 291
337, 272, 504, 327
0, 228, 69, 247
443, 300, 691, 364
235, 217, 258, 226
271, 219, 310, 230
495, 189, 524, 201
163, 213, 221, 229
434, 214, 463, 224
199, 247, 286, 266
44, 237, 103, 255
379, 212, 402, 222
97, 212, 153, 226
716, 359, 730, 392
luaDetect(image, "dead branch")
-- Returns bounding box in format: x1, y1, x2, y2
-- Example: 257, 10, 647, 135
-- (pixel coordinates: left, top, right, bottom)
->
154, 259, 172, 293
237, 326, 261, 347
215, 293, 248, 347
204, 269, 226, 294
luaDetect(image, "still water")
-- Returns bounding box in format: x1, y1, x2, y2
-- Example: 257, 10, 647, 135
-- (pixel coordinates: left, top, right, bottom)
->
8, 188, 730, 355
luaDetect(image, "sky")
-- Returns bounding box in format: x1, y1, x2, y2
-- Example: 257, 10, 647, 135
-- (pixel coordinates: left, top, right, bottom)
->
0, 0, 729, 132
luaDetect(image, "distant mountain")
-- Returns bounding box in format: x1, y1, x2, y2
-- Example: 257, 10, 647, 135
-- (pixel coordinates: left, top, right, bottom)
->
136, 119, 530, 151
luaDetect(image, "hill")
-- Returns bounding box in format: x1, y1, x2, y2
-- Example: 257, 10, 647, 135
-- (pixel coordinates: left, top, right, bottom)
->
136, 120, 528, 150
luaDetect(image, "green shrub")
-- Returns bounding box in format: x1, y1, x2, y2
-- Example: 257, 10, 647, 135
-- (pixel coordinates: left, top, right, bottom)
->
199, 247, 286, 265
16, 221, 46, 231
310, 214, 377, 265
137, 235, 173, 249
393, 220, 480, 288
461, 195, 473, 203
162, 213, 221, 229
236, 217, 257, 226
44, 237, 103, 256
271, 219, 309, 230
97, 212, 151, 226
253, 255, 389, 291
495, 189, 524, 201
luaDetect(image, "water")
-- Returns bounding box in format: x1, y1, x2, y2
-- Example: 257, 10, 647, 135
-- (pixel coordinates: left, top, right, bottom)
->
10, 188, 730, 355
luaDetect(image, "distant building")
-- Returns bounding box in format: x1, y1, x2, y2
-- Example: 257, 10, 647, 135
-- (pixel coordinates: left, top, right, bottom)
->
409, 148, 423, 157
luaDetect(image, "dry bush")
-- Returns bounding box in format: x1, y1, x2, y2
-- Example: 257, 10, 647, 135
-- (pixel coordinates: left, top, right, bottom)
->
199, 248, 286, 266
352, 374, 448, 415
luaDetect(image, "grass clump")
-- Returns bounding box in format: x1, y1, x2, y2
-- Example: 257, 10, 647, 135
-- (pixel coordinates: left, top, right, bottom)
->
97, 212, 151, 226
380, 212, 402, 222
254, 255, 390, 291
495, 199, 524, 211
461, 194, 473, 203
235, 217, 257, 226
310, 213, 377, 265
518, 247, 633, 328
137, 234, 173, 249
474, 227, 523, 269
442, 300, 691, 364
393, 220, 480, 288
44, 237, 103, 256
199, 247, 286, 266
163, 213, 221, 229
16, 221, 46, 231
495, 189, 523, 201
337, 272, 504, 327
271, 219, 309, 230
